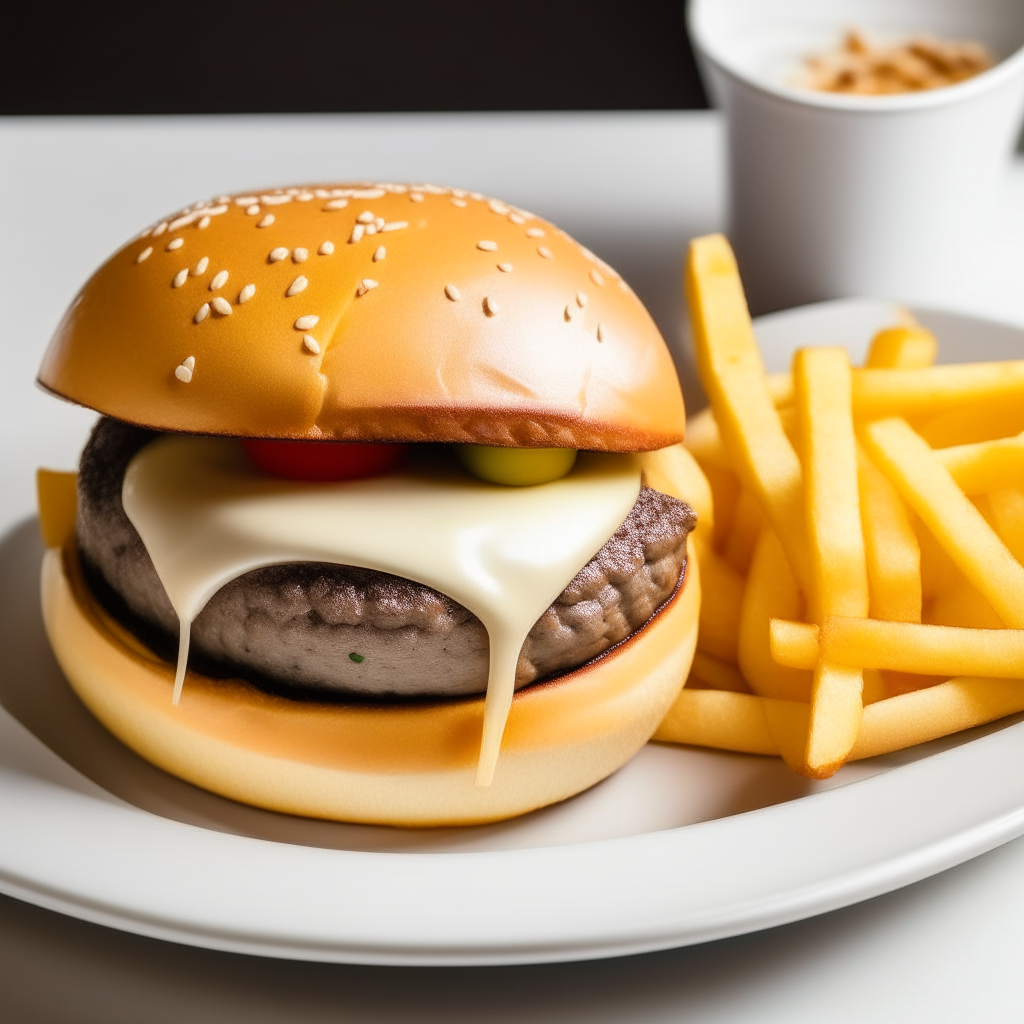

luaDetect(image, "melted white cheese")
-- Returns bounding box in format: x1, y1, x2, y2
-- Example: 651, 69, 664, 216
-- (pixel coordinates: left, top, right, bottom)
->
122, 438, 641, 785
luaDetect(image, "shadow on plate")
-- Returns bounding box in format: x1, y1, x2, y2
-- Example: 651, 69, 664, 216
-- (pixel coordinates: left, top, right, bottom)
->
0, 517, 1016, 855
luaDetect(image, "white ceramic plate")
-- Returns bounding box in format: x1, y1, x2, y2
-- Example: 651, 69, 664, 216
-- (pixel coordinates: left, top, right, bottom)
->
1, 299, 1022, 966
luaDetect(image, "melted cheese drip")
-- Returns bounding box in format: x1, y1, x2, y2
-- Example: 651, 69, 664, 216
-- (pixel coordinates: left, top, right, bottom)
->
122, 438, 641, 785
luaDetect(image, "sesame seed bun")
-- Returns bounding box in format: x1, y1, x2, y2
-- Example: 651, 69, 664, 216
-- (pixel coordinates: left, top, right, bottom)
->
41, 535, 699, 827
37, 184, 685, 451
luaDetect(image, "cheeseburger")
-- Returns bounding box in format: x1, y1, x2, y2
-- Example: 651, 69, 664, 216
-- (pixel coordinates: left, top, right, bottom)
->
36, 182, 701, 827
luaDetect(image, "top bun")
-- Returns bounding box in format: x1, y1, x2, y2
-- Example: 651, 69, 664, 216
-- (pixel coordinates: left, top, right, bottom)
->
38, 183, 684, 451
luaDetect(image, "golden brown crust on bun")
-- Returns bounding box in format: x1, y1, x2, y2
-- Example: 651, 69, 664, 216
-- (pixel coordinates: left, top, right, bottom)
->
42, 537, 700, 827
37, 184, 685, 451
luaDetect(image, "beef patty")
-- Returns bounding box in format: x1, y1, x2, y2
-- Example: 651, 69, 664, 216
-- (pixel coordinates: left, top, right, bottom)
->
76, 418, 695, 701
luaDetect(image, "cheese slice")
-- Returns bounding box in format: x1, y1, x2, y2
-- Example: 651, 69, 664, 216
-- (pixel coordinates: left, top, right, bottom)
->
122, 438, 641, 785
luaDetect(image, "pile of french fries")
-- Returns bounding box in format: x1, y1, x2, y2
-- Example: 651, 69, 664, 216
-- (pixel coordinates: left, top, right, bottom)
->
655, 234, 1024, 778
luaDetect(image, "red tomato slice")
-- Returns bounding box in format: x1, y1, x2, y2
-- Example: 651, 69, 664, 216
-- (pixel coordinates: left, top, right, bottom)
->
242, 439, 406, 481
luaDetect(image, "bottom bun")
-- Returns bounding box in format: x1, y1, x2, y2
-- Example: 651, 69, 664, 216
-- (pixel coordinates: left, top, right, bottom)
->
41, 537, 699, 827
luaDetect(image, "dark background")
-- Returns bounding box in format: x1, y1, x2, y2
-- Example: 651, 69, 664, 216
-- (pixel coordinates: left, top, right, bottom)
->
1, 1, 707, 115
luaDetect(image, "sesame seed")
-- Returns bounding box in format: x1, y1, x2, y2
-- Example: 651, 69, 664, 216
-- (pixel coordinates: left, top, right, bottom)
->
235, 196, 258, 206
526, 227, 545, 238
136, 247, 153, 264
324, 198, 349, 211
410, 193, 424, 202
373, 245, 386, 262
257, 215, 275, 228
452, 188, 467, 197
152, 222, 169, 237
477, 240, 498, 252
374, 217, 385, 231
364, 223, 377, 235
239, 283, 256, 303
508, 213, 525, 225
286, 276, 308, 296
318, 241, 334, 255
357, 211, 375, 224
596, 323, 605, 342
269, 248, 289, 263
349, 224, 365, 244
293, 247, 308, 262
217, 195, 231, 203
488, 199, 509, 215
194, 256, 209, 275
351, 188, 385, 199
497, 262, 513, 273
381, 221, 408, 232
168, 213, 198, 232
470, 192, 484, 201
444, 283, 461, 301
261, 194, 292, 206
589, 269, 605, 287
451, 198, 467, 208
576, 291, 588, 307
207, 204, 229, 216
175, 364, 193, 383
209, 270, 229, 290
356, 278, 378, 297
295, 315, 319, 330
315, 189, 330, 199
483, 296, 498, 317
194, 303, 210, 323
246, 205, 261, 216
303, 334, 321, 354
183, 356, 195, 370
172, 269, 188, 288
297, 192, 314, 201
564, 305, 574, 323
211, 297, 232, 315
166, 238, 184, 251
537, 246, 553, 259
198, 216, 211, 229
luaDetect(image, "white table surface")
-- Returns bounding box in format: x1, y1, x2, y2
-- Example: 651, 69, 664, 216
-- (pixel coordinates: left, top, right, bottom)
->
1, 111, 1024, 1022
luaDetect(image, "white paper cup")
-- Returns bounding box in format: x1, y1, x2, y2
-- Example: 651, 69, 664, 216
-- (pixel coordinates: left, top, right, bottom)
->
689, 0, 1024, 313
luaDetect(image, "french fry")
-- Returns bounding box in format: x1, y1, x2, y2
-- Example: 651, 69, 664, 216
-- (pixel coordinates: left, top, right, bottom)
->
983, 489, 1024, 565
852, 362, 1024, 420
858, 446, 922, 622
686, 235, 811, 592
862, 417, 1024, 628
936, 433, 1024, 495
684, 407, 731, 469
804, 663, 864, 778
766, 371, 794, 406
688, 651, 752, 693
850, 677, 1024, 761
654, 688, 782, 756
696, 548, 744, 664
770, 614, 1024, 678
862, 669, 890, 704
769, 619, 819, 671
738, 529, 813, 701
882, 669, 949, 696
722, 489, 764, 574
796, 347, 869, 621
659, 678, 1024, 763
702, 462, 741, 550
865, 325, 937, 369
918, 393, 1024, 448
926, 580, 1004, 630
794, 345, 868, 775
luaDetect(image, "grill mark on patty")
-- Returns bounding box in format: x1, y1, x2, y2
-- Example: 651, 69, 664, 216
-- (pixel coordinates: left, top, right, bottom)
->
76, 417, 695, 701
